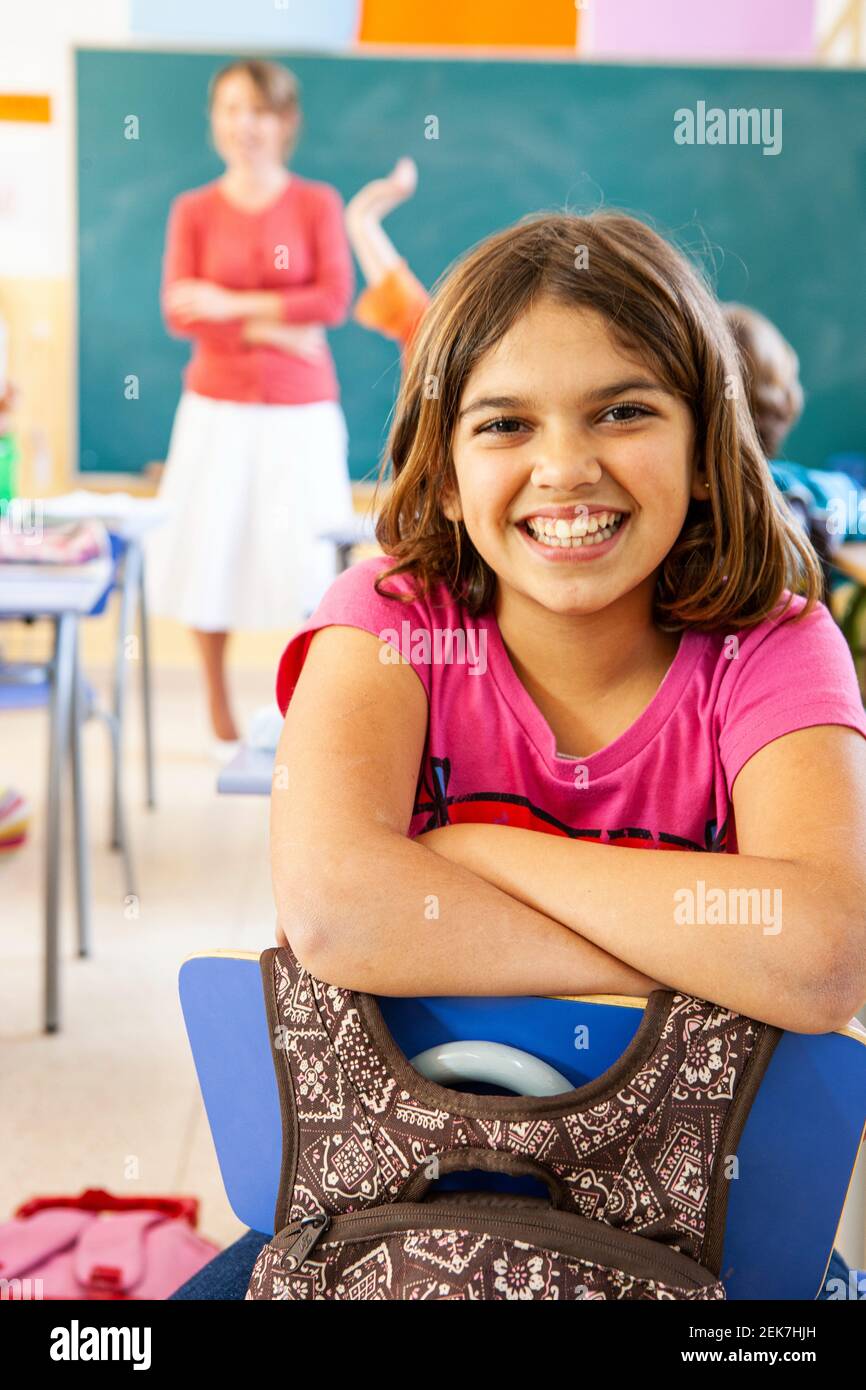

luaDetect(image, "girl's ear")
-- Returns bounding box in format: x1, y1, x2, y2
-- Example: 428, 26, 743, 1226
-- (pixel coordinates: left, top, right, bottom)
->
690, 470, 711, 502
441, 485, 463, 522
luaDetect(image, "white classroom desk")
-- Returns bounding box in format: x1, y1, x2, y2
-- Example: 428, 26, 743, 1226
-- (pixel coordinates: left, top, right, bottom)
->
40, 494, 169, 821
0, 558, 113, 1032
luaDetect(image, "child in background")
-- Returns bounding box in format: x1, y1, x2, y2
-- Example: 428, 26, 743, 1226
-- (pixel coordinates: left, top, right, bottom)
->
345, 157, 430, 358
724, 303, 804, 461
724, 303, 816, 562
724, 302, 854, 600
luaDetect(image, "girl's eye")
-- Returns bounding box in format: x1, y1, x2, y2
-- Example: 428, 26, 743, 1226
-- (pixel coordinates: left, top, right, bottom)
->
599, 401, 654, 425
476, 417, 529, 436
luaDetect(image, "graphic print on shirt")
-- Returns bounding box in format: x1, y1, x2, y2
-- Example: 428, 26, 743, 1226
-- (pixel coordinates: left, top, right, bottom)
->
415, 756, 730, 853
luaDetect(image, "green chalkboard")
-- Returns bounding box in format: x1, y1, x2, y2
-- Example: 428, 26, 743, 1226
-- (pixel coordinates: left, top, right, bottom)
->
77, 49, 866, 479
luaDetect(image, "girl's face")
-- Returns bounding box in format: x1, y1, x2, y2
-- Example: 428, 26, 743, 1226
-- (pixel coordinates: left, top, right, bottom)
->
210, 71, 295, 170
448, 296, 705, 620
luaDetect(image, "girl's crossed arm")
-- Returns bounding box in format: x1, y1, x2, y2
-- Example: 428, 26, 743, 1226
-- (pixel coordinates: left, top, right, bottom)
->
271, 626, 660, 1001
419, 724, 866, 1034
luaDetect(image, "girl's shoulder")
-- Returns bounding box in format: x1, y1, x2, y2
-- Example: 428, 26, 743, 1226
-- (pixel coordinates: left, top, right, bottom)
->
700, 589, 858, 710
714, 590, 845, 665
306, 553, 457, 628
275, 556, 463, 715
706, 590, 866, 787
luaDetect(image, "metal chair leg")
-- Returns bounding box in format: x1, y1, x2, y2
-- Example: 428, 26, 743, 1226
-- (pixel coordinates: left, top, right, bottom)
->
108, 710, 137, 903
136, 546, 156, 809
70, 623, 92, 959
89, 702, 137, 904
110, 544, 136, 850
45, 614, 75, 1033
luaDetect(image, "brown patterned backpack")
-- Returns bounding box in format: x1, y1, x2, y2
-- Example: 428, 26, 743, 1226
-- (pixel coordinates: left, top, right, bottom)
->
246, 946, 781, 1301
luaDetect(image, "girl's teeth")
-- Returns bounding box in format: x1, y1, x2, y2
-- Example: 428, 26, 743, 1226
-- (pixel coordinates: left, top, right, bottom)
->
524, 512, 624, 548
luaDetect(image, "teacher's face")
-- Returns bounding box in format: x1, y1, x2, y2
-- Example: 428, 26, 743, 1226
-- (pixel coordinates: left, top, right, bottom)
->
210, 71, 296, 170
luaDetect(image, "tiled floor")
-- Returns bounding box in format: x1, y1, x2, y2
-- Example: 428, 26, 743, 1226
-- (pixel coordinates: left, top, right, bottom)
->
1, 663, 277, 1252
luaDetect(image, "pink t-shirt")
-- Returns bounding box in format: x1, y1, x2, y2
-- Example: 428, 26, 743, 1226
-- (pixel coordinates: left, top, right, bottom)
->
276, 556, 866, 854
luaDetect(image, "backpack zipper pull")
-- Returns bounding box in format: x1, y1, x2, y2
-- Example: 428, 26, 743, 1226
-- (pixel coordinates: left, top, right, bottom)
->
276, 1213, 331, 1270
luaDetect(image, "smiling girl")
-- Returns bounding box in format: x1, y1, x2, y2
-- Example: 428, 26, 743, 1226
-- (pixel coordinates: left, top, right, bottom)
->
270, 210, 866, 1037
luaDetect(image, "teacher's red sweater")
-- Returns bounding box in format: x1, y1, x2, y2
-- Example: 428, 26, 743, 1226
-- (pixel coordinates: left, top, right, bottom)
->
161, 175, 354, 405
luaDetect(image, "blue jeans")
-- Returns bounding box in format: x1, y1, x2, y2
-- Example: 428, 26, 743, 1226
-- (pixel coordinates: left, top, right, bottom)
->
169, 1231, 856, 1301
170, 1229, 270, 1299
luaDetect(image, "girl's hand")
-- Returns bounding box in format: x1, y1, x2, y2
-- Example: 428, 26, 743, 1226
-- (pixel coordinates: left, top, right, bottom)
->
390, 156, 418, 199
242, 319, 328, 361
346, 157, 418, 222
164, 279, 239, 323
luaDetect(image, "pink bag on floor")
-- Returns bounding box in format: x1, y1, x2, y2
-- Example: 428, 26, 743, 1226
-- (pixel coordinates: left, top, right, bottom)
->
0, 1189, 220, 1300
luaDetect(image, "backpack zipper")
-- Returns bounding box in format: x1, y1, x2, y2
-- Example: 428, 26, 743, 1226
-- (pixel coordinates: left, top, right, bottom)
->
272, 1213, 332, 1269
271, 1201, 718, 1292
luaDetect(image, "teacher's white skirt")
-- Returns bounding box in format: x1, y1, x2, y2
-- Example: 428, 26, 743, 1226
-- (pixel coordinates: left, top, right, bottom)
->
144, 391, 354, 631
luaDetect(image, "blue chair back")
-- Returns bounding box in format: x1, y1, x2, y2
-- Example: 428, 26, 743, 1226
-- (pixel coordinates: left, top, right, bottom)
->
179, 952, 866, 1300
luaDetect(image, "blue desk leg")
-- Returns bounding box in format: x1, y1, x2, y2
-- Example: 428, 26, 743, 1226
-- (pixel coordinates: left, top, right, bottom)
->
136, 546, 156, 809
70, 620, 91, 960
45, 612, 75, 1033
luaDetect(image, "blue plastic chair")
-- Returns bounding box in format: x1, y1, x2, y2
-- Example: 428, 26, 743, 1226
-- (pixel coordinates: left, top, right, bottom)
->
179, 951, 866, 1301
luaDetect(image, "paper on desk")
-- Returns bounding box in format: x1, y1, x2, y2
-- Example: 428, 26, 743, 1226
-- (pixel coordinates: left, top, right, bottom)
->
0, 515, 111, 567
37, 491, 170, 526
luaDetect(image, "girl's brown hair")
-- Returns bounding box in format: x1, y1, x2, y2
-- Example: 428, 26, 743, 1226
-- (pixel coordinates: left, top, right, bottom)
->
208, 60, 301, 160
374, 210, 822, 631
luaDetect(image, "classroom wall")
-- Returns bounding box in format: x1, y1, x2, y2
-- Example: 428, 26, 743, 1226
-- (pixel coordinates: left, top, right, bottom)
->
0, 0, 862, 674
582, 0, 816, 60
0, 0, 858, 498
0, 277, 70, 502
0, 0, 128, 497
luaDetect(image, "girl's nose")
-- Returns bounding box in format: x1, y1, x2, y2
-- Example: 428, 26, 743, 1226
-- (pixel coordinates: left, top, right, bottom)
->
529, 431, 603, 490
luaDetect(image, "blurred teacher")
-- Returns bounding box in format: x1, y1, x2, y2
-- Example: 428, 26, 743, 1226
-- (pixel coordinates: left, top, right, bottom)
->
147, 59, 355, 753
